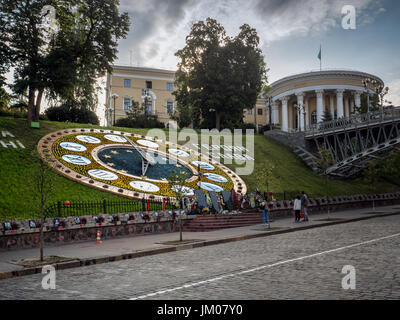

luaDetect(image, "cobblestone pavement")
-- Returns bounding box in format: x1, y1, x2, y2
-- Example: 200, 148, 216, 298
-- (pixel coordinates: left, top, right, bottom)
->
0, 215, 399, 300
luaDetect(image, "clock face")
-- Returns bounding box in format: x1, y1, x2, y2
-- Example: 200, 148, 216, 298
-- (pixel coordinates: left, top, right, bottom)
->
38, 128, 247, 199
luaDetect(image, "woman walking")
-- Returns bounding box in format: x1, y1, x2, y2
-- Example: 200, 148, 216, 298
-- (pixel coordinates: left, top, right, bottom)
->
294, 195, 302, 223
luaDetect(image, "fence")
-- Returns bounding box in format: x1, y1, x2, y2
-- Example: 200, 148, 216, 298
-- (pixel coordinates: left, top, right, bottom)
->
306, 107, 400, 137
272, 191, 307, 201
41, 198, 175, 219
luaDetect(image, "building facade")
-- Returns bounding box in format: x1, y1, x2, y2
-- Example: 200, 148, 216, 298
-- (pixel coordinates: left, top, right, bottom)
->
267, 70, 384, 132
105, 66, 177, 126
104, 65, 268, 128
104, 67, 383, 132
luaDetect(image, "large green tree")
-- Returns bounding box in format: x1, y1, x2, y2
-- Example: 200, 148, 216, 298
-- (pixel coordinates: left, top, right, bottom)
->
173, 18, 267, 130
0, 0, 130, 124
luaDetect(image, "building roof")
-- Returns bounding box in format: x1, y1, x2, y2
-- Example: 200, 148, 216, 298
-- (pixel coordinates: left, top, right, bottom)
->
112, 65, 176, 76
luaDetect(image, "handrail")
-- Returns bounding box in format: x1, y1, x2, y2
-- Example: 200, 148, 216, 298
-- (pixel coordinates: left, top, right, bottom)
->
305, 107, 400, 137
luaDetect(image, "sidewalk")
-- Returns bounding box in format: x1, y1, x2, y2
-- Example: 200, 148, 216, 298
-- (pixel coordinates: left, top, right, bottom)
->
1, 205, 399, 278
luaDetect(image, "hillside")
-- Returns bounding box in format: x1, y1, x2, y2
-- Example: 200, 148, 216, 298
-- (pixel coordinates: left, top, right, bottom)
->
0, 117, 398, 219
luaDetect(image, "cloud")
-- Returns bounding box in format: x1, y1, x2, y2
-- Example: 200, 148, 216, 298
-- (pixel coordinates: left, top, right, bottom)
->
116, 0, 382, 70
386, 79, 400, 106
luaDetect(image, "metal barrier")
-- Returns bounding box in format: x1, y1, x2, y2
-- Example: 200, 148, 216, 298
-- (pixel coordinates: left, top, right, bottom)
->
306, 107, 400, 137
42, 198, 175, 219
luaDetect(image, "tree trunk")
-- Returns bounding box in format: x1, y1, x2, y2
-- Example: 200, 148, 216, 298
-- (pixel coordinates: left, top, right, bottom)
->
215, 111, 221, 131
40, 224, 44, 262
34, 88, 44, 122
40, 199, 45, 262
27, 88, 36, 125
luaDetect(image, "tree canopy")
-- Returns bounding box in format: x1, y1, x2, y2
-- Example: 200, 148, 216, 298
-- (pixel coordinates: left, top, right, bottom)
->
0, 0, 130, 124
173, 18, 267, 130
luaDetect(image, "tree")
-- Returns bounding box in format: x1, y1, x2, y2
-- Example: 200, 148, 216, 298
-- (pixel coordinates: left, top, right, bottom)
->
0, 0, 130, 124
321, 108, 333, 122
167, 169, 191, 242
256, 161, 275, 193
0, 78, 11, 110
362, 160, 380, 211
354, 93, 380, 114
28, 152, 56, 262
173, 18, 267, 130
314, 146, 334, 218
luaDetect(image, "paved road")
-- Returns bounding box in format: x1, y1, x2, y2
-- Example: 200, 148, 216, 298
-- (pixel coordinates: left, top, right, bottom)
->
0, 215, 399, 300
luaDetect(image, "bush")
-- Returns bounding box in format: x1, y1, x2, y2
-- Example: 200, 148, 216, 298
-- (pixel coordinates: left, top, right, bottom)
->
45, 104, 99, 125
115, 115, 165, 129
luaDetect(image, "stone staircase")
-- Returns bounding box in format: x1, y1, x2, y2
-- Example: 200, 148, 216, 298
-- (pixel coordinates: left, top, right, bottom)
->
182, 213, 265, 232
264, 129, 318, 172
293, 146, 319, 172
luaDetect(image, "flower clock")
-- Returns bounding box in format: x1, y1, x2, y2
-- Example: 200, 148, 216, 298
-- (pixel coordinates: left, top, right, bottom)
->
38, 128, 246, 200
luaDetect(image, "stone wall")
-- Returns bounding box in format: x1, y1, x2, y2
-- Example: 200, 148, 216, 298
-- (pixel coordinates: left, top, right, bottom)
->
0, 211, 194, 251
1, 193, 399, 251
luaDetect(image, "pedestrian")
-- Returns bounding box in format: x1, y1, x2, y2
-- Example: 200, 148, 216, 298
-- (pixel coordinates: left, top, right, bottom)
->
293, 195, 302, 222
261, 199, 269, 226
301, 191, 309, 222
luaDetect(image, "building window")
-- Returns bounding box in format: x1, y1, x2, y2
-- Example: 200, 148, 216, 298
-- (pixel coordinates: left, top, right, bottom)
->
123, 97, 131, 111
311, 111, 317, 125
166, 101, 174, 114
257, 108, 263, 115
124, 79, 131, 88
166, 82, 174, 91
247, 108, 252, 115
146, 81, 152, 89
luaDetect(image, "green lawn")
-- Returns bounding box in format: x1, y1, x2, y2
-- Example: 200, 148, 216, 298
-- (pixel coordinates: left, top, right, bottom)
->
0, 117, 398, 220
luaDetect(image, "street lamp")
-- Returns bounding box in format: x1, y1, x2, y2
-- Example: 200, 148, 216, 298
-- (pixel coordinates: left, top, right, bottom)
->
143, 89, 153, 116
267, 96, 272, 130
111, 93, 118, 126
293, 102, 304, 132
364, 78, 389, 115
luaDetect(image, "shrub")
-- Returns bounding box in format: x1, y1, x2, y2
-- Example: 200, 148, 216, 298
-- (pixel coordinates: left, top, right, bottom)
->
45, 104, 99, 125
115, 115, 164, 128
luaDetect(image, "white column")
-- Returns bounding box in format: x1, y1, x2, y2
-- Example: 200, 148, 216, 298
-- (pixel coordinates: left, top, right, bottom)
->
315, 90, 324, 123
329, 95, 335, 118
281, 97, 289, 132
275, 102, 280, 124
296, 93, 305, 131
305, 97, 309, 128
336, 89, 344, 118
344, 96, 350, 118
354, 91, 362, 110
288, 103, 293, 130
350, 98, 355, 115
272, 101, 279, 124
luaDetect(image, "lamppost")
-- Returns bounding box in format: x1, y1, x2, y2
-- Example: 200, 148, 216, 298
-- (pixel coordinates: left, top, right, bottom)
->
111, 93, 118, 126
363, 78, 389, 113
293, 102, 304, 132
143, 89, 151, 116
267, 96, 272, 130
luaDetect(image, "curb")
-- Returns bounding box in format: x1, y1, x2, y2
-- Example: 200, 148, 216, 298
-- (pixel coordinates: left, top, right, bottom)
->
0, 211, 399, 281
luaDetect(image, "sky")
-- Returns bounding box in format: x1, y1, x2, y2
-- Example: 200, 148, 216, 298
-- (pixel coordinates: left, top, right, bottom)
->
115, 0, 400, 105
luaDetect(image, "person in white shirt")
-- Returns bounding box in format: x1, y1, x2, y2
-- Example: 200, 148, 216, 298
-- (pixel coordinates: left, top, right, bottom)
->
293, 195, 302, 222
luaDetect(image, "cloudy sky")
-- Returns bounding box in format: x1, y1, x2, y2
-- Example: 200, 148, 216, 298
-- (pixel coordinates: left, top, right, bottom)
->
116, 0, 400, 105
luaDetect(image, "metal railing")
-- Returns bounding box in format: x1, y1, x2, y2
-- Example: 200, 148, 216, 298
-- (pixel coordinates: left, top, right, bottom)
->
306, 107, 400, 137
41, 198, 175, 219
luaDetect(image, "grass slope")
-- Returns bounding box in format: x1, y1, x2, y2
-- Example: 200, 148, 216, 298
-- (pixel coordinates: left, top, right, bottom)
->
0, 117, 398, 220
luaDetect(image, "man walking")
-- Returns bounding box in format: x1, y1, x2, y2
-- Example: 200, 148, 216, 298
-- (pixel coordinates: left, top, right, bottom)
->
301, 191, 309, 222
